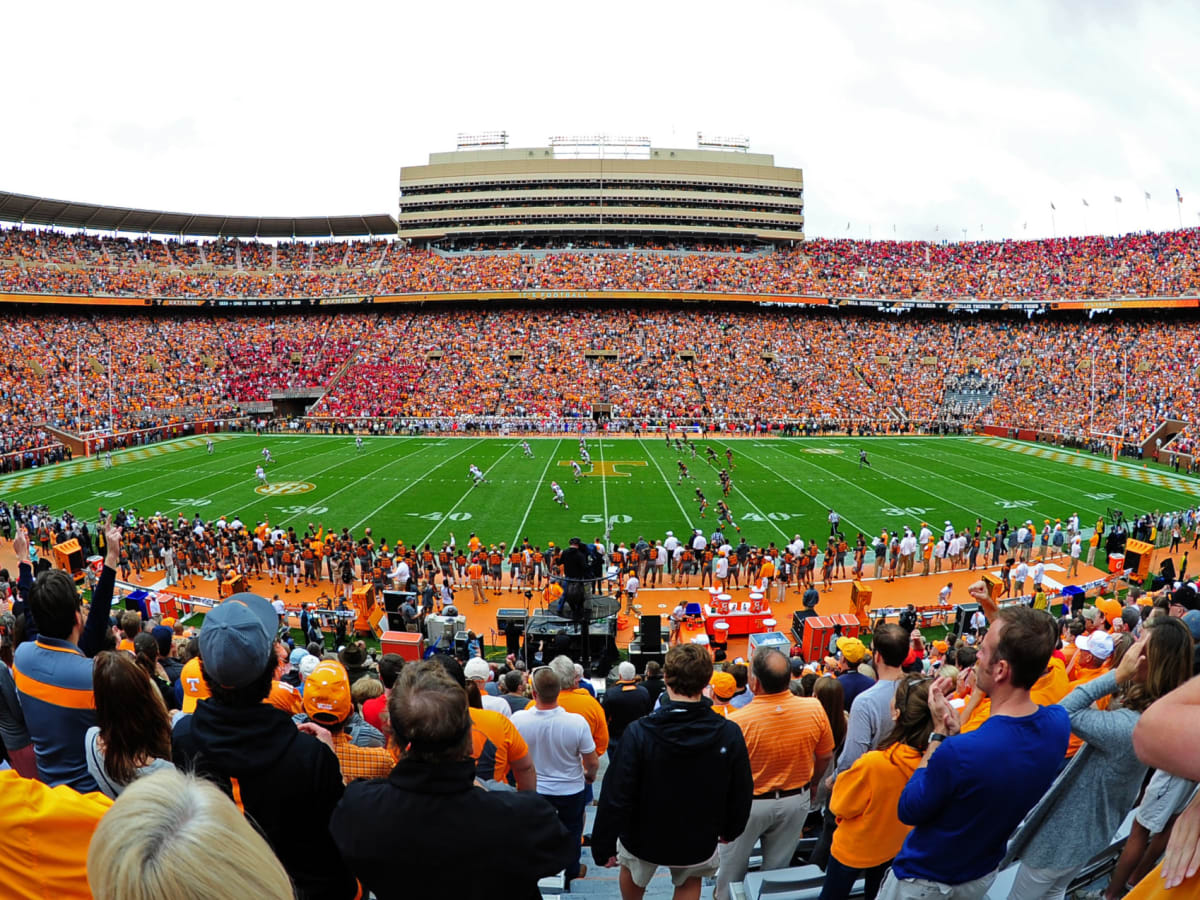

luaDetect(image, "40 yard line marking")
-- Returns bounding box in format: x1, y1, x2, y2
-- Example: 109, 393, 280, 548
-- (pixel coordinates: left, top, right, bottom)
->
351, 439, 482, 531
416, 442, 520, 547
510, 438, 562, 549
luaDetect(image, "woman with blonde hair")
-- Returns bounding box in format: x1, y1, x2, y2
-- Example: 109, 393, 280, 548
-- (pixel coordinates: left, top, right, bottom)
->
819, 676, 935, 899
87, 768, 293, 900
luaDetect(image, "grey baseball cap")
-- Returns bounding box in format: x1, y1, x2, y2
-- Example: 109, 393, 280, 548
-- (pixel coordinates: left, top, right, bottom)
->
199, 592, 277, 690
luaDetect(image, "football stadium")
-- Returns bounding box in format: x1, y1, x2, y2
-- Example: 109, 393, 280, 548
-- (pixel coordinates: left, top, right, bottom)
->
3, 11, 1200, 898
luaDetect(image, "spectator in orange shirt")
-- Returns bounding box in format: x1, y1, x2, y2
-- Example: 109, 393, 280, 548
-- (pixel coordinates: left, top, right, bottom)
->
715, 649, 835, 900
821, 676, 934, 900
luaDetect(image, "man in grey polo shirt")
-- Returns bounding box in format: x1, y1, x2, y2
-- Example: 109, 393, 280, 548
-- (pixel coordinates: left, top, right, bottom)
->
809, 623, 910, 868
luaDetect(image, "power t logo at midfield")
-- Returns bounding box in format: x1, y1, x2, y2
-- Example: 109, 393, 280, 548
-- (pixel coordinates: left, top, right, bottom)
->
557, 461, 648, 478
255, 481, 316, 496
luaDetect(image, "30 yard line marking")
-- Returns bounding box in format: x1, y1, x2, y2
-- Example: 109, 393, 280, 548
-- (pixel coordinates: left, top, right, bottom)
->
637, 438, 694, 526
351, 439, 481, 531
416, 442, 520, 547
510, 438, 562, 548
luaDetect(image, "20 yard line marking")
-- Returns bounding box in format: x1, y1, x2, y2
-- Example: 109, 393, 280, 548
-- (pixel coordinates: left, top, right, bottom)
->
510, 438, 563, 549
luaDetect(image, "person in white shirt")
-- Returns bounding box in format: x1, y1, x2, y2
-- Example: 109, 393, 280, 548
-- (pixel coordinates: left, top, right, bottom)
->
942, 520, 955, 543
1012, 560, 1030, 595
1068, 534, 1082, 577
463, 658, 513, 718
1031, 560, 1046, 588
715, 552, 730, 592
512, 666, 599, 887
970, 607, 988, 634
623, 572, 640, 613
900, 531, 918, 575
255, 465, 268, 487
938, 582, 953, 608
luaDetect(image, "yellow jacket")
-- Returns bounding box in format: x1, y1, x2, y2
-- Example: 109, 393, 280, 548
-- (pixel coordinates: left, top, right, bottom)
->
830, 743, 923, 869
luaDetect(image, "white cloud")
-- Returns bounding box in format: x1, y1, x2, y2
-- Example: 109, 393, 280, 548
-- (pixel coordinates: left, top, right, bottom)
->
1, 0, 1197, 239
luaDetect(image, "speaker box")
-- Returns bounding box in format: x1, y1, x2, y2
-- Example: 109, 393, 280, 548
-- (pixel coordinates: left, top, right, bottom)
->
383, 590, 411, 613
497, 608, 528, 634
453, 631, 470, 660
639, 614, 662, 652
627, 641, 666, 674
386, 611, 407, 632
953, 603, 982, 639
791, 608, 818, 643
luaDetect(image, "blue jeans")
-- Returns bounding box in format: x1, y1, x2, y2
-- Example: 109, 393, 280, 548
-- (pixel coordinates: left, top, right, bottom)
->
542, 788, 587, 882
818, 855, 892, 900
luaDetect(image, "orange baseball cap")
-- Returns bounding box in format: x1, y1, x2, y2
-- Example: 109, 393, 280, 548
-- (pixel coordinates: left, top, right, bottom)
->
709, 671, 737, 701
180, 657, 211, 714
302, 660, 352, 725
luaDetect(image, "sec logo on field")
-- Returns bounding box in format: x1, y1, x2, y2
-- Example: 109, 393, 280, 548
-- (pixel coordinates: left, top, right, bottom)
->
255, 481, 316, 496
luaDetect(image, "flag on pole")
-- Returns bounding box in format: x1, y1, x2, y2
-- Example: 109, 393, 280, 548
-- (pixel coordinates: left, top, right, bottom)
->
1114, 196, 1122, 203
846, 221, 850, 230
1050, 202, 1056, 211
1178, 188, 1184, 204
1023, 222, 1027, 230
1144, 191, 1151, 200
1082, 199, 1089, 207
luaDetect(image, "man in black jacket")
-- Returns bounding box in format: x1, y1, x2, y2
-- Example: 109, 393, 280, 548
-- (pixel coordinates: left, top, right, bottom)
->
593, 644, 753, 899
331, 661, 573, 899
172, 592, 359, 900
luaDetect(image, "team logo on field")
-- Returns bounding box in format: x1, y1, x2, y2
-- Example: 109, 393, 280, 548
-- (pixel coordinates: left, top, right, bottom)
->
255, 481, 316, 496
557, 460, 648, 478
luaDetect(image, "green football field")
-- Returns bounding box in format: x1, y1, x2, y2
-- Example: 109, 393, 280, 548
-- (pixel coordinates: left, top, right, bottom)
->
3, 433, 1198, 551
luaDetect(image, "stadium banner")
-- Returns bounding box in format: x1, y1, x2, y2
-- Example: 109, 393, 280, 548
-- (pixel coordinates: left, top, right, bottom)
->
372, 290, 828, 306
1051, 297, 1199, 310
0, 292, 146, 307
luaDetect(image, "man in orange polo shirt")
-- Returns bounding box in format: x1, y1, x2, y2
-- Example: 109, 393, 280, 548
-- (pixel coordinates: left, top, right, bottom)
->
715, 648, 835, 900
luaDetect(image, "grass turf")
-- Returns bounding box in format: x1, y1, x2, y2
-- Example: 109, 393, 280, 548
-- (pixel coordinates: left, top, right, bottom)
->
4, 433, 1197, 555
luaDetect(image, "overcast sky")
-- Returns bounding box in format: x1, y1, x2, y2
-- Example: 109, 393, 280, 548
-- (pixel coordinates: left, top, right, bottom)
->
4, 0, 1198, 241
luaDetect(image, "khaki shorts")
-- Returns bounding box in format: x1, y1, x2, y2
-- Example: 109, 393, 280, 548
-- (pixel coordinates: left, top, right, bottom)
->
616, 838, 719, 888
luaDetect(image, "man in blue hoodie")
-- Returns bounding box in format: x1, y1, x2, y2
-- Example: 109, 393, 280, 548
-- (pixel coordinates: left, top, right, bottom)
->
592, 643, 753, 900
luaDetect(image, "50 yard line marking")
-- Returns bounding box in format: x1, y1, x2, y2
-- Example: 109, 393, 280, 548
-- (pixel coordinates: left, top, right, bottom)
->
598, 434, 610, 544
510, 438, 562, 548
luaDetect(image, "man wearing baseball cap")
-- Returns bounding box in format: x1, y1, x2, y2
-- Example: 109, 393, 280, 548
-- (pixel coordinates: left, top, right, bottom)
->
833, 637, 875, 711
172, 593, 359, 899
303, 659, 394, 785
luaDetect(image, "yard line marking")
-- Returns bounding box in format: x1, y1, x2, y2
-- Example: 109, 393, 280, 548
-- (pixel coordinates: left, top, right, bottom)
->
736, 442, 873, 537
774, 442, 993, 522
510, 438, 563, 549
598, 435, 611, 545
705, 439, 789, 541
351, 439, 481, 531
636, 438, 694, 526
415, 442, 520, 547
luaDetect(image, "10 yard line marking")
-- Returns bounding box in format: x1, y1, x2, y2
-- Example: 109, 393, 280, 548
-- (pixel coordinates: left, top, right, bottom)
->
416, 442, 520, 547
351, 439, 481, 531
510, 438, 562, 549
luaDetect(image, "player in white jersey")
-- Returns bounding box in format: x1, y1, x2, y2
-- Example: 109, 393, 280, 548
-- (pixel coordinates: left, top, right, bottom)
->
262, 447, 274, 464
255, 465, 268, 487
521, 440, 534, 458
355, 436, 364, 452
551, 481, 568, 509
580, 447, 591, 464
206, 438, 214, 454
103, 451, 113, 469
469, 464, 486, 486
570, 460, 582, 482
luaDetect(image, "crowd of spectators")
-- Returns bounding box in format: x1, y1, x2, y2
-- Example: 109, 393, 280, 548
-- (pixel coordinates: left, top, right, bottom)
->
4, 225, 1200, 300
0, 305, 1198, 460
3, 502, 1200, 898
